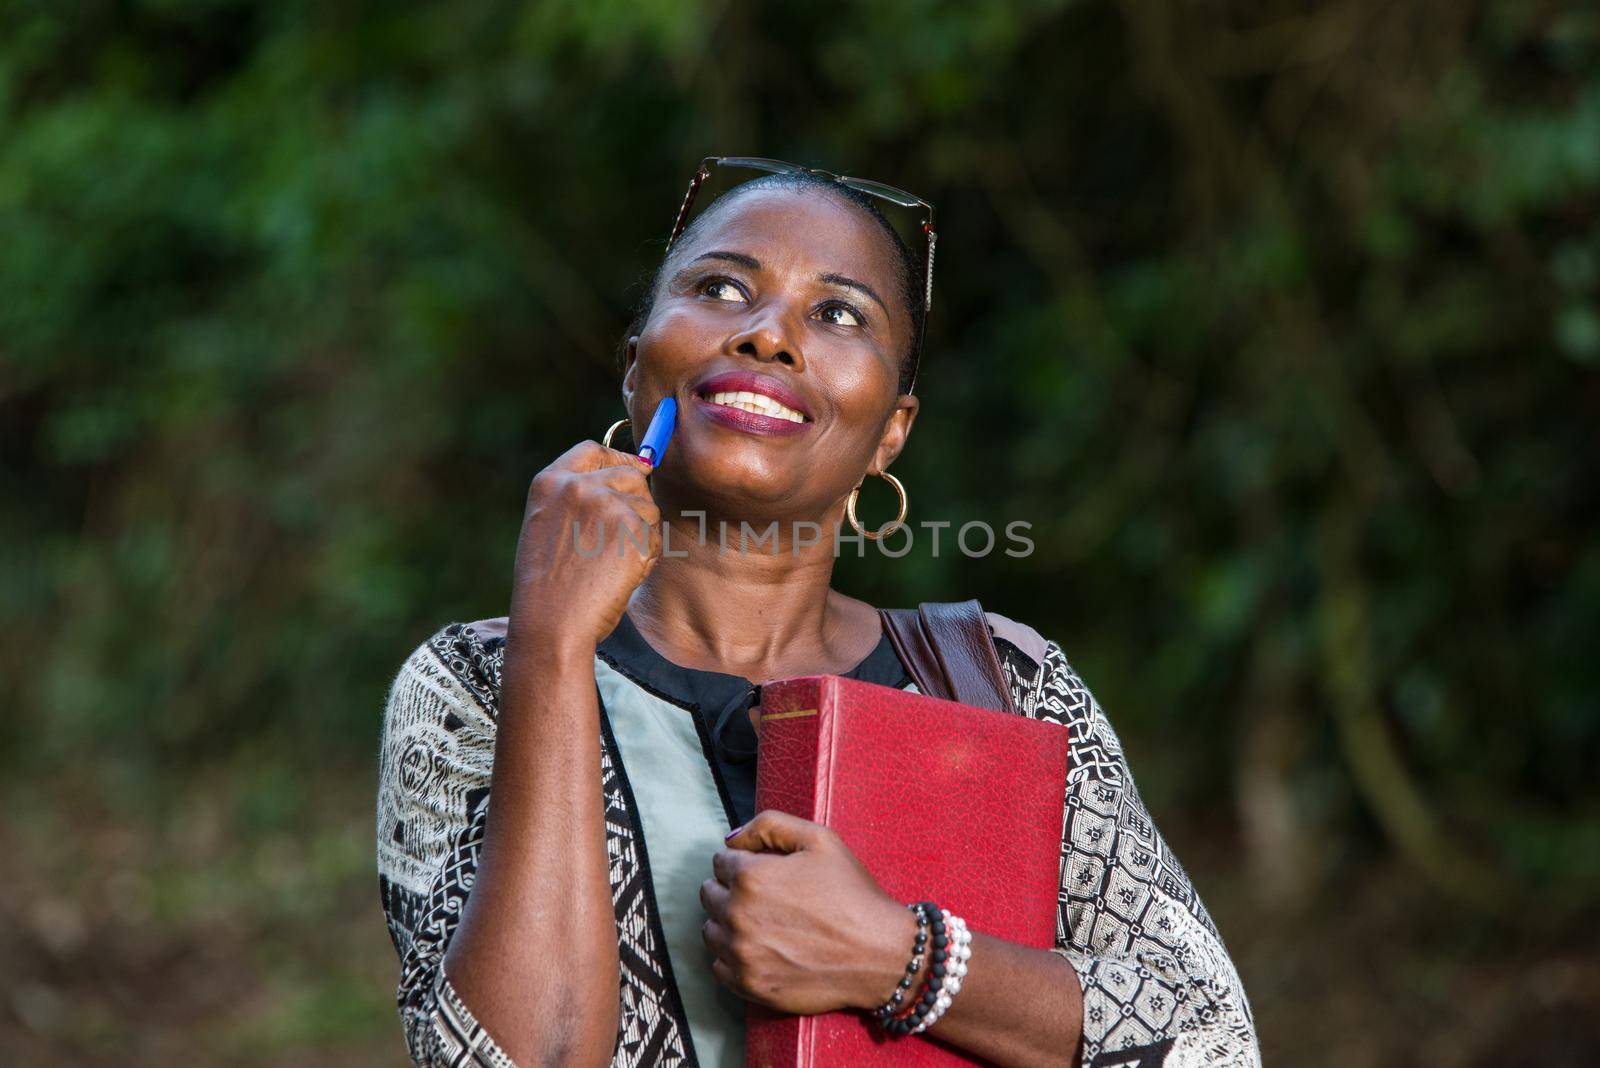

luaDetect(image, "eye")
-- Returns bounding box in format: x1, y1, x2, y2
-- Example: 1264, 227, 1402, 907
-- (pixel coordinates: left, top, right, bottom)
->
817, 302, 865, 328
702, 277, 748, 303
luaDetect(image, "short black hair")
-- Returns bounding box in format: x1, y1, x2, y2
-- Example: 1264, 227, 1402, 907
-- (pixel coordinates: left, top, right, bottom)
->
621, 170, 927, 395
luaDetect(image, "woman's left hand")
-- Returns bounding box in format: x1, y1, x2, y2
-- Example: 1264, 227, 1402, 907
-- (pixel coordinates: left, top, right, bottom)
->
700, 810, 917, 1015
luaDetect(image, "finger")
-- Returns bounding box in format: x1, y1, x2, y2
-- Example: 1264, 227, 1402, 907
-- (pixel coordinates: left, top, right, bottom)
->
709, 956, 739, 993
699, 876, 731, 919
724, 810, 826, 854
611, 490, 661, 528
711, 848, 758, 888
564, 439, 656, 475
609, 505, 662, 562
701, 916, 733, 962
585, 462, 655, 495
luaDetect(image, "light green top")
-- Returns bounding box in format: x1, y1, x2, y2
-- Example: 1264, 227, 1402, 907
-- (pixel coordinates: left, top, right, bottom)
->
595, 655, 749, 1068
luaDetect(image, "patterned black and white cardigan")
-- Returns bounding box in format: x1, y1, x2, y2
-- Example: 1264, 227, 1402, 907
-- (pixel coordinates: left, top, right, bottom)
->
376, 613, 1261, 1068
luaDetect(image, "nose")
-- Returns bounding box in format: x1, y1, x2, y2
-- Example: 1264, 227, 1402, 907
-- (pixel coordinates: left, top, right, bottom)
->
724, 302, 805, 371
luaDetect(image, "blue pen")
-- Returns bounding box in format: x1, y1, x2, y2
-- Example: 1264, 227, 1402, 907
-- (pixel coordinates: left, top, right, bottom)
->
637, 396, 677, 468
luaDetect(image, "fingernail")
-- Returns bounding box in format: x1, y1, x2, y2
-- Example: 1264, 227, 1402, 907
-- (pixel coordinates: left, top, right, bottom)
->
724, 824, 744, 841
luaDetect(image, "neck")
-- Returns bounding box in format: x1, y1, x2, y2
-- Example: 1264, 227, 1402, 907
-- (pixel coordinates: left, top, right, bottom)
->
625, 498, 869, 682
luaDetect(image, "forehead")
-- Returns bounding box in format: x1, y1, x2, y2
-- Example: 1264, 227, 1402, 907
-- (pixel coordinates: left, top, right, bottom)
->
679, 186, 905, 301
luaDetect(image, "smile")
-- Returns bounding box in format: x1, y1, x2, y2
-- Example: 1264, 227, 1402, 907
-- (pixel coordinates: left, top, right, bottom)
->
689, 370, 815, 438
701, 390, 808, 423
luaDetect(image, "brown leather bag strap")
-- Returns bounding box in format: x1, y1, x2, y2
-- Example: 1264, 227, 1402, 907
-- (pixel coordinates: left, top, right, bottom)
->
878, 599, 1017, 715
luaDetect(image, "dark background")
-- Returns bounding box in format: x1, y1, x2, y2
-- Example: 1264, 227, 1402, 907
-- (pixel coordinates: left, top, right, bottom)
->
3, 1, 1597, 1064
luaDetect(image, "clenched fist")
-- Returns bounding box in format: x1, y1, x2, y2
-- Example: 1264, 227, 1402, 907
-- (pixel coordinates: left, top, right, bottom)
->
507, 439, 661, 658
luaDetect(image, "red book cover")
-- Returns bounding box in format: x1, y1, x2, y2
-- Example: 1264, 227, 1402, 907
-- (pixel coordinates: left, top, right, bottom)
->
746, 674, 1072, 1068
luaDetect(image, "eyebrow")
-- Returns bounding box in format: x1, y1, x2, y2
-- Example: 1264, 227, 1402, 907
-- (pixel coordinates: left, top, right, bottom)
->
818, 272, 889, 317
687, 251, 890, 317
691, 250, 761, 270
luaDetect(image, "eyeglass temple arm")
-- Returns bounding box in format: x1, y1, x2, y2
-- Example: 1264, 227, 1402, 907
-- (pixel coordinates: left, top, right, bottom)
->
667, 166, 712, 251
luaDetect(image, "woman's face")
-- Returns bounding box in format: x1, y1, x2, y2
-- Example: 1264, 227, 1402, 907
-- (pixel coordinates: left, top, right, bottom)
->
623, 185, 919, 521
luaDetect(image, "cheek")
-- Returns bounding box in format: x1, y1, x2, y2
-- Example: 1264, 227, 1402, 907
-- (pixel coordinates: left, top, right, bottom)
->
822, 358, 897, 422
644, 303, 721, 350
635, 305, 731, 384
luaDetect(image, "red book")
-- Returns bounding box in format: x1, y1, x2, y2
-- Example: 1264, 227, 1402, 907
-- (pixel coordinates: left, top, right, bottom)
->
746, 674, 1072, 1068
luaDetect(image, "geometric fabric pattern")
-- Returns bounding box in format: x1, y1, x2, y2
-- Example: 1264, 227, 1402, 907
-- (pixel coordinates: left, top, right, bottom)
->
376, 618, 1260, 1067
1023, 641, 1260, 1066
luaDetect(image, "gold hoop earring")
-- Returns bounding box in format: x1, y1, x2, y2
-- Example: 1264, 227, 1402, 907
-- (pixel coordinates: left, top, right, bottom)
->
846, 471, 909, 540
602, 417, 630, 449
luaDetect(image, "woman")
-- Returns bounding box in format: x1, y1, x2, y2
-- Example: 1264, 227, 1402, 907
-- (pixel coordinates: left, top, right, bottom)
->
376, 160, 1260, 1068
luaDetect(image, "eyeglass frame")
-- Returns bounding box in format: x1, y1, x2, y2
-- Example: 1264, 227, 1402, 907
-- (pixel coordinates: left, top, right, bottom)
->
665, 155, 937, 395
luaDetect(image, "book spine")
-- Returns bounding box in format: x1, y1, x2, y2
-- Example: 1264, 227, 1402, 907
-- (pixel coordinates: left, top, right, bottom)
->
746, 678, 826, 1068
752, 676, 825, 821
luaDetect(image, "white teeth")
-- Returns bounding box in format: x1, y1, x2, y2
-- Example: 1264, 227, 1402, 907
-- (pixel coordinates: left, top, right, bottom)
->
705, 390, 806, 423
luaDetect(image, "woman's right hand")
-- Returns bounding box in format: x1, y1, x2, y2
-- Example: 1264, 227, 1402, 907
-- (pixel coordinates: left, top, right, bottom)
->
507, 439, 661, 657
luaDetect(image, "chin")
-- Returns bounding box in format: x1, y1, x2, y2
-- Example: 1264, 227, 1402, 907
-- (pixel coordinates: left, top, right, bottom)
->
672, 449, 804, 515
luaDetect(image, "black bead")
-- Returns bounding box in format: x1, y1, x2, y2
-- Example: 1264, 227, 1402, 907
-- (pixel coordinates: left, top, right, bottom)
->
891, 992, 903, 1004
932, 950, 947, 963
928, 976, 943, 992
898, 977, 911, 989
933, 935, 948, 949
932, 963, 945, 977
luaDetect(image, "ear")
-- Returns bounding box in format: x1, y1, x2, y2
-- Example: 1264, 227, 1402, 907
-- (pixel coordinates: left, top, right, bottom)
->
869, 392, 920, 474
621, 335, 641, 403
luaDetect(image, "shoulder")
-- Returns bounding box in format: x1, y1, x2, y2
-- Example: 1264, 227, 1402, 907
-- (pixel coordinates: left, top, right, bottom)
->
385, 617, 512, 724
979, 607, 1125, 767
977, 606, 1059, 721
460, 615, 509, 641
979, 606, 1093, 700
982, 608, 1049, 672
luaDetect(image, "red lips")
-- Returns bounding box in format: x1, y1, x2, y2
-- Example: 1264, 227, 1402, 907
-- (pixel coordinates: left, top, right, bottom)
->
692, 371, 813, 422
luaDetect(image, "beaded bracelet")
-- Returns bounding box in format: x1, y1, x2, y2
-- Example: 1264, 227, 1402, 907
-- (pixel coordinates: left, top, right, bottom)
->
909, 909, 971, 1034
873, 900, 954, 1037
870, 901, 932, 1021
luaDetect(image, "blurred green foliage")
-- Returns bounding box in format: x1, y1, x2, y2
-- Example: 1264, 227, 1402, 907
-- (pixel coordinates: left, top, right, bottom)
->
2, 0, 1598, 1060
